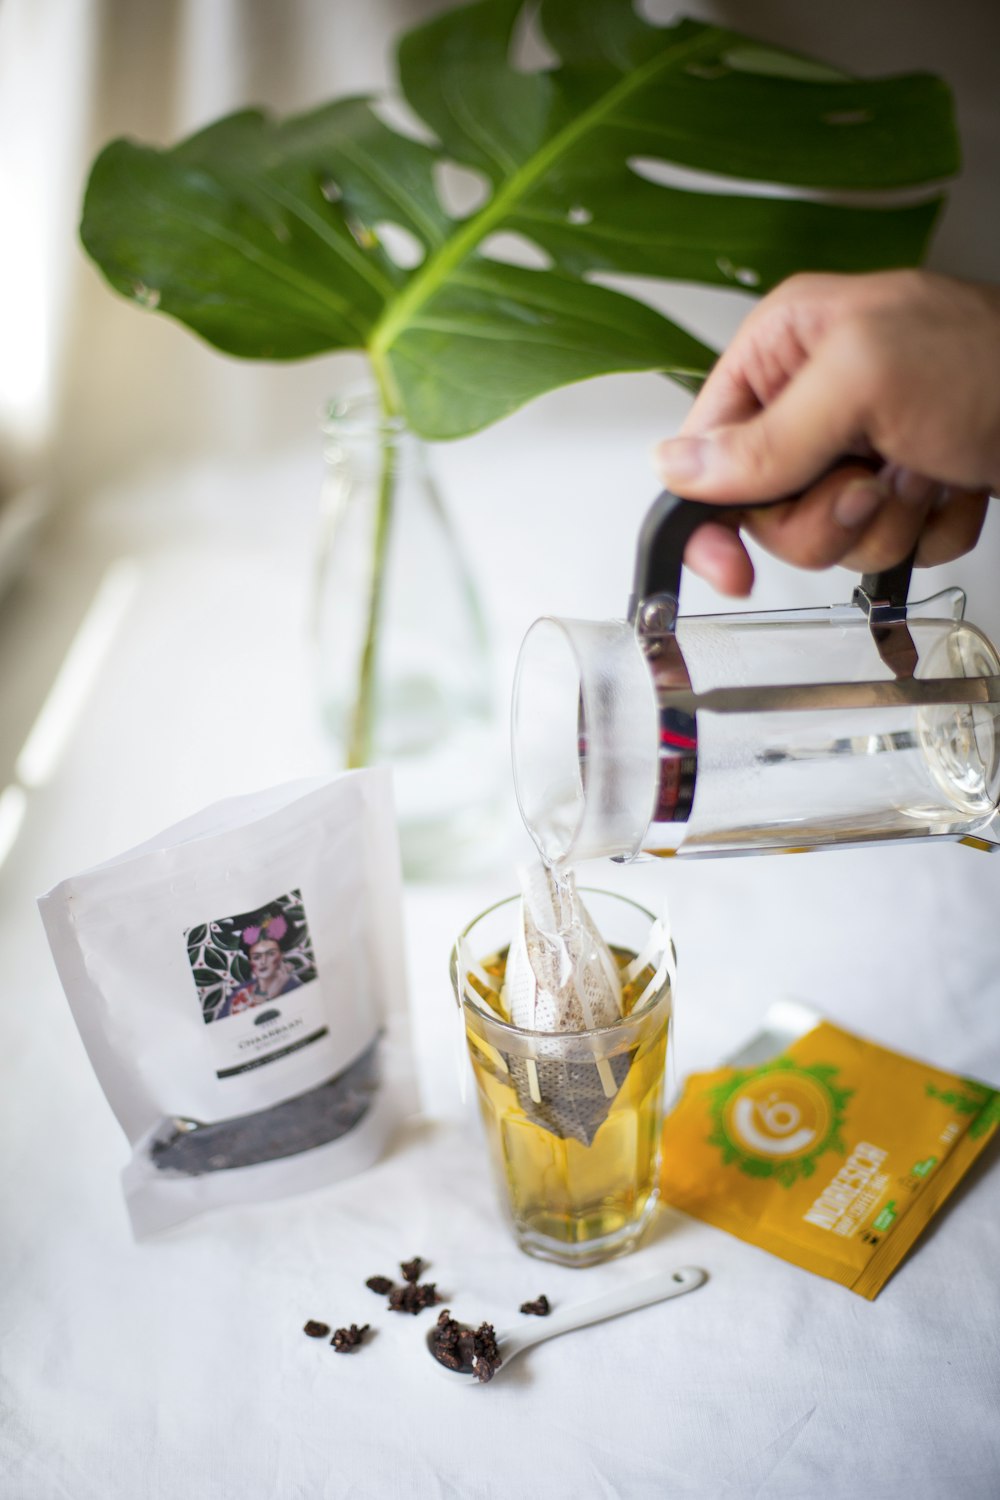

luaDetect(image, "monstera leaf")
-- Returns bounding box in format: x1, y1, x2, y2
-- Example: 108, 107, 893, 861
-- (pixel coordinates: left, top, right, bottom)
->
81, 0, 958, 440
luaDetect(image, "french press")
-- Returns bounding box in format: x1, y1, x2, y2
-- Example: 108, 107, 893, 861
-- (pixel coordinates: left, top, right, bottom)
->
512, 492, 1000, 863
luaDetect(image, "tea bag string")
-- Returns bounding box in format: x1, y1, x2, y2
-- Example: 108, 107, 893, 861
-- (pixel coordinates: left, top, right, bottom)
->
629, 917, 676, 1015
514, 867, 562, 1106
572, 953, 621, 1100
496, 918, 543, 1103
622, 917, 667, 988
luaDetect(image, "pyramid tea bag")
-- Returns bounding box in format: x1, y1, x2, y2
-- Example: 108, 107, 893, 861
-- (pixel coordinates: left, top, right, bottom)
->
454, 882, 674, 1264
500, 864, 630, 1146
505, 864, 623, 1031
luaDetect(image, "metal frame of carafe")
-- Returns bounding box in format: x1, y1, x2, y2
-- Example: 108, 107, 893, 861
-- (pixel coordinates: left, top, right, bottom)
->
628, 491, 1000, 857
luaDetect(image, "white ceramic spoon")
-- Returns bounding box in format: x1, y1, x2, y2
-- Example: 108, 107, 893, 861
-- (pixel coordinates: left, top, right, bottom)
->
426, 1264, 707, 1384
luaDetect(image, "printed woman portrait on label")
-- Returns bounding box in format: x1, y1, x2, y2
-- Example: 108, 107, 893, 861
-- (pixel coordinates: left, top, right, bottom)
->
226, 915, 303, 1014
184, 891, 318, 1026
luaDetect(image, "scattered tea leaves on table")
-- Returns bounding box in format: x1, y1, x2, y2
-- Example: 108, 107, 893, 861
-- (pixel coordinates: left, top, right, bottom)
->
365, 1275, 394, 1295
519, 1295, 550, 1316
400, 1257, 424, 1284
331, 1323, 370, 1353
388, 1281, 439, 1314
303, 1320, 331, 1339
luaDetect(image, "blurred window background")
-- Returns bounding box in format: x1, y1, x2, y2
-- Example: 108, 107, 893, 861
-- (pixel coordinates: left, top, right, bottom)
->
0, 0, 997, 872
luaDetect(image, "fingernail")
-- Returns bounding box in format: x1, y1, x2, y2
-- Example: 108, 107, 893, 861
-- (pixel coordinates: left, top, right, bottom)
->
656, 436, 710, 484
885, 464, 936, 507
834, 479, 888, 529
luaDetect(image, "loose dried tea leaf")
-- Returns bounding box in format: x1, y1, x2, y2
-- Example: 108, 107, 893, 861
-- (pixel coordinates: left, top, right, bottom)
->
387, 1281, 438, 1314
429, 1309, 465, 1369
303, 1320, 331, 1338
331, 1323, 369, 1352
429, 1310, 502, 1383
400, 1257, 424, 1284
365, 1275, 394, 1295
519, 1295, 550, 1316
470, 1322, 502, 1384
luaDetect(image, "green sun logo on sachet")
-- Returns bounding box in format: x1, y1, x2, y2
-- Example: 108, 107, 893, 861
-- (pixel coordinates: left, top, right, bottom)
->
706, 1056, 853, 1187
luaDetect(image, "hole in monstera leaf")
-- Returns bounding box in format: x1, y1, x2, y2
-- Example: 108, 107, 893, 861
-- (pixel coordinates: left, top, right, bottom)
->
588, 270, 751, 351
509, 1, 559, 71
370, 93, 439, 147
433, 160, 492, 219
628, 152, 932, 211
567, 205, 593, 225
723, 45, 849, 82
373, 221, 426, 269
629, 154, 781, 202
479, 232, 553, 271
637, 0, 685, 25
321, 178, 342, 203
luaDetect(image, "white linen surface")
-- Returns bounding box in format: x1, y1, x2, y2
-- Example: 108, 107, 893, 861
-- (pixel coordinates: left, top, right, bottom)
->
2, 398, 999, 1499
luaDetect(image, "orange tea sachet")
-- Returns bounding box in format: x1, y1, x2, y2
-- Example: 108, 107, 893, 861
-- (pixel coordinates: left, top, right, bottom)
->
659, 1005, 999, 1298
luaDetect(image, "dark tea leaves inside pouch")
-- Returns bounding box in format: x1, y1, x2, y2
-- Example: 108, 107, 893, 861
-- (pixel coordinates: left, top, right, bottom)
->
39, 772, 414, 1236
149, 1034, 380, 1173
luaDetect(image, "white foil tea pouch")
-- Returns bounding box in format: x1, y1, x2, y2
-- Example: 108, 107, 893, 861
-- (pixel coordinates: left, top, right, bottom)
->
39, 771, 414, 1237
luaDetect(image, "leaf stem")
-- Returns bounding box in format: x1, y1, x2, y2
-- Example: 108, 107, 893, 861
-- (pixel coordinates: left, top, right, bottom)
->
345, 363, 399, 769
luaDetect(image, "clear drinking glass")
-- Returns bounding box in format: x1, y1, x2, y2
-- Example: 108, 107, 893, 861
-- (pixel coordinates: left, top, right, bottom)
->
450, 890, 673, 1267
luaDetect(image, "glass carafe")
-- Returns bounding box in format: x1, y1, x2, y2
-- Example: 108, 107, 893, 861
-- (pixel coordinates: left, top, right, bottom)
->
512, 492, 1000, 864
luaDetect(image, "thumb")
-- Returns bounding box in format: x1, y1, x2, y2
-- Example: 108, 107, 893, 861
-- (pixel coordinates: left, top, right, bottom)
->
656, 347, 866, 503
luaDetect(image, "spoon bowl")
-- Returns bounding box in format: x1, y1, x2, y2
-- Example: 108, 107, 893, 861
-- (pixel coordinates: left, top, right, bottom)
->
426, 1264, 707, 1384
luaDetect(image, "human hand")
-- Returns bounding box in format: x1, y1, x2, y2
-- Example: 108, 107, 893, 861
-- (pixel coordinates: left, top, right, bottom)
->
654, 270, 1000, 596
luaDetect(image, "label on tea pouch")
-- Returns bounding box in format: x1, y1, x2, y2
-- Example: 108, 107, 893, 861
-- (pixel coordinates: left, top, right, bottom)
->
184, 888, 337, 1086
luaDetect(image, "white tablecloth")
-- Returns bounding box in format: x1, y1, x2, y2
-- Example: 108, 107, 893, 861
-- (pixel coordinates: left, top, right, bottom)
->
3, 398, 999, 1498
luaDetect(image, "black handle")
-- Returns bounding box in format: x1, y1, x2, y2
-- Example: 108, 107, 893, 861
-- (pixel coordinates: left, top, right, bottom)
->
628, 490, 914, 626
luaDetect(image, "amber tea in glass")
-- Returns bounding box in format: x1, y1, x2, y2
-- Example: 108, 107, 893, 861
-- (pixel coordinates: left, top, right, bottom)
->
450, 890, 672, 1267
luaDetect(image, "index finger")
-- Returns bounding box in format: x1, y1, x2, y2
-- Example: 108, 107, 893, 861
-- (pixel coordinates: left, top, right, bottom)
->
679, 358, 761, 436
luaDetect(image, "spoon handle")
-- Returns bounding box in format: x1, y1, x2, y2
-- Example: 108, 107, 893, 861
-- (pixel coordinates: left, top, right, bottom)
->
506, 1265, 706, 1356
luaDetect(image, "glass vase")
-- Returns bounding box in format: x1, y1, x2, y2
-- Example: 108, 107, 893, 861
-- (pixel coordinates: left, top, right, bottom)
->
313, 390, 501, 878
